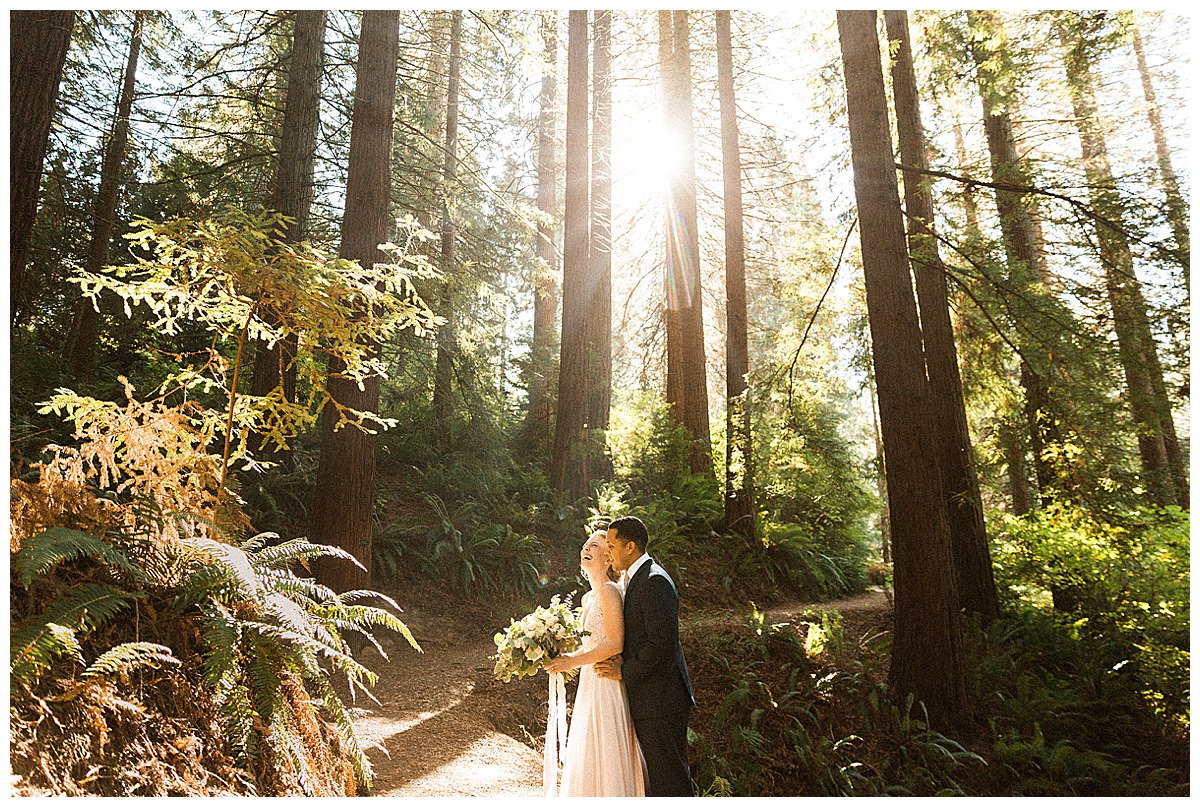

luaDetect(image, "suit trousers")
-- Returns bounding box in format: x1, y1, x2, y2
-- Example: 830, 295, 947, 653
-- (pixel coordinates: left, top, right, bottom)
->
633, 708, 693, 797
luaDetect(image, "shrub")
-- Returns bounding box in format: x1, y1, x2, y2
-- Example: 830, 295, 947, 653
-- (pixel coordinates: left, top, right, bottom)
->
990, 502, 1189, 731
9, 211, 435, 794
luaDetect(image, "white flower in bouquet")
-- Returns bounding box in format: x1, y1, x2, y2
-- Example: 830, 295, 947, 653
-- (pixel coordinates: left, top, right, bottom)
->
492, 594, 586, 682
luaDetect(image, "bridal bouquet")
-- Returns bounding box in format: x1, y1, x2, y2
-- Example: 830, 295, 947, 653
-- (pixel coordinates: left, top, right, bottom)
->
492, 594, 584, 682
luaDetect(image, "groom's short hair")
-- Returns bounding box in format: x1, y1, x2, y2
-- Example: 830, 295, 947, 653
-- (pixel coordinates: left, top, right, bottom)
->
608, 516, 649, 553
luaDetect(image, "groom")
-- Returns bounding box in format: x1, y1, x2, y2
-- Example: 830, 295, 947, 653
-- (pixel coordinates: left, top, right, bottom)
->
597, 516, 695, 797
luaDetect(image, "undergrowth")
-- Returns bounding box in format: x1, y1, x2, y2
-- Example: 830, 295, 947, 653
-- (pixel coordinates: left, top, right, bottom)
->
683, 597, 1188, 796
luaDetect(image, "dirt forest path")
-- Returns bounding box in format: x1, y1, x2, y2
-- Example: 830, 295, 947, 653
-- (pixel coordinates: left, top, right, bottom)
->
352, 588, 891, 797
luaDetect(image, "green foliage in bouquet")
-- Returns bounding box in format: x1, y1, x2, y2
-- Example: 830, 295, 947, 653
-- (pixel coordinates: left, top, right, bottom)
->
492, 595, 585, 682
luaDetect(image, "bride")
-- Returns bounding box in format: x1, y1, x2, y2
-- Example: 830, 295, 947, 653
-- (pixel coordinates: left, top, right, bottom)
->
543, 530, 646, 797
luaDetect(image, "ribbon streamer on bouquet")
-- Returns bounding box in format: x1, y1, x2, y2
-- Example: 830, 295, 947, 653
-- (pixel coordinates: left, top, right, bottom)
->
543, 671, 569, 796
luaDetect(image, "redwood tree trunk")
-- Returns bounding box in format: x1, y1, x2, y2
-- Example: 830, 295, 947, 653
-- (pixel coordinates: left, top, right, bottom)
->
527, 12, 559, 455
10, 10, 74, 324
588, 10, 613, 453
312, 10, 399, 592
885, 10, 997, 622
63, 12, 143, 380
249, 10, 326, 459
1131, 23, 1189, 291
661, 10, 712, 475
837, 9, 967, 727
953, 109, 1032, 516
716, 10, 755, 538
550, 10, 592, 497
433, 10, 462, 453
1059, 18, 1186, 509
968, 9, 1063, 506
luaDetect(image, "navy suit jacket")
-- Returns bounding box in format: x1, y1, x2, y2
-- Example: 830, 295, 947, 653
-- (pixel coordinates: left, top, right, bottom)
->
621, 557, 696, 719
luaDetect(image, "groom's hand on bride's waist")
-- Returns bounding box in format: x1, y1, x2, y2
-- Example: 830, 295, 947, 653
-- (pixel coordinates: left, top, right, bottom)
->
593, 654, 622, 680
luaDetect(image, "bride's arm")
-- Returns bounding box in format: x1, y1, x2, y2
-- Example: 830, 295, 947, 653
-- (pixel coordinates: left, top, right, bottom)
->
548, 583, 624, 671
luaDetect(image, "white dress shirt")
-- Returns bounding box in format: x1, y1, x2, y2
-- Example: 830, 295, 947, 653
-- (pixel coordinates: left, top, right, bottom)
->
621, 552, 651, 594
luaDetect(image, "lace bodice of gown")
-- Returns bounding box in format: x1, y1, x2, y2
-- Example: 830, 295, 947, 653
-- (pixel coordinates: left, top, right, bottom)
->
580, 593, 608, 656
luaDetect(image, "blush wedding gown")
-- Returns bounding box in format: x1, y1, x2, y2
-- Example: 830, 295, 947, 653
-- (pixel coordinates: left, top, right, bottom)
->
558, 588, 646, 797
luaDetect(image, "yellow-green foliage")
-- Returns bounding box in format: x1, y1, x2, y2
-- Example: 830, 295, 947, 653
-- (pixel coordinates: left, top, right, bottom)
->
9, 210, 438, 795
65, 209, 442, 450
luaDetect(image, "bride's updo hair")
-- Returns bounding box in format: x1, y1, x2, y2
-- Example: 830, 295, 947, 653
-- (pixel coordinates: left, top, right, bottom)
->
589, 527, 621, 583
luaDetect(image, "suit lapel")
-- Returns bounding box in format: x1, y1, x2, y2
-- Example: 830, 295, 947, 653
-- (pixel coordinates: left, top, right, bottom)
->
624, 556, 653, 600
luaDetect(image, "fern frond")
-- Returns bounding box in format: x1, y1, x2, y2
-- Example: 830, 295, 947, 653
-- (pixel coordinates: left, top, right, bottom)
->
258, 570, 338, 606
253, 536, 347, 571
11, 583, 140, 682
199, 601, 242, 688
314, 604, 421, 654
245, 643, 285, 721
328, 590, 420, 651
181, 535, 263, 599
221, 678, 259, 762
263, 591, 314, 636
10, 622, 83, 683
13, 526, 138, 588
338, 588, 403, 611
302, 655, 374, 790
241, 620, 376, 687
82, 642, 179, 680
242, 531, 274, 553
267, 706, 317, 796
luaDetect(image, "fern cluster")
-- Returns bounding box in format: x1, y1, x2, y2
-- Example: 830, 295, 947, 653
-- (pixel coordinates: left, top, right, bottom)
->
11, 514, 418, 795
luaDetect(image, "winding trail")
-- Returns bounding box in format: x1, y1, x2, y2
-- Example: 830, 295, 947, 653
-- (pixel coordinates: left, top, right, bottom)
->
352, 588, 890, 796
353, 633, 544, 797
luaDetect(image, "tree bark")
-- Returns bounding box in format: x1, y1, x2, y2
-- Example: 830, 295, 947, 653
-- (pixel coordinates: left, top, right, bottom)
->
1131, 22, 1189, 291
64, 12, 143, 381
10, 10, 74, 325
885, 10, 997, 622
550, 10, 592, 497
588, 10, 613, 463
837, 9, 967, 727
868, 365, 891, 564
1001, 421, 1033, 516
967, 9, 1063, 506
433, 10, 462, 453
312, 10, 399, 592
527, 12, 559, 456
1059, 17, 1187, 509
248, 10, 326, 460
661, 10, 713, 475
716, 10, 755, 539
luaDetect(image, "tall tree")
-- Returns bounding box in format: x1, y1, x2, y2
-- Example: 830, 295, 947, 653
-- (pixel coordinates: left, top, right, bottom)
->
967, 9, 1065, 505
10, 10, 75, 324
527, 12, 559, 454
716, 10, 755, 538
63, 11, 144, 381
247, 10, 327, 459
311, 10, 400, 592
587, 10, 613, 449
550, 10, 592, 497
952, 110, 1033, 515
837, 9, 968, 726
660, 10, 713, 475
433, 10, 463, 453
885, 10, 997, 622
1057, 13, 1187, 509
1130, 21, 1189, 292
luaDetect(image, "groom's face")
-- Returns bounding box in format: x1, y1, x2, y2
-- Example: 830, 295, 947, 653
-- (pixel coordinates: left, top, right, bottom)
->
605, 527, 638, 572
